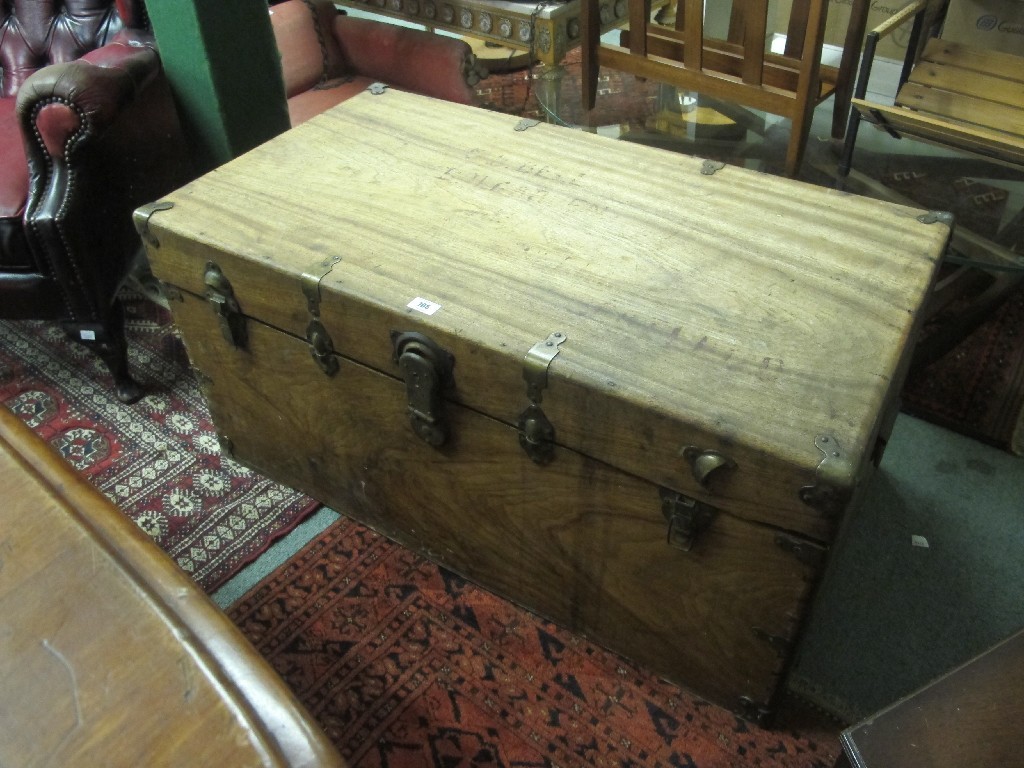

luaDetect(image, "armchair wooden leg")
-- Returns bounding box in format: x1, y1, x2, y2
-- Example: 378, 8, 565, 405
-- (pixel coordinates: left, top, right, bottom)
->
62, 299, 143, 404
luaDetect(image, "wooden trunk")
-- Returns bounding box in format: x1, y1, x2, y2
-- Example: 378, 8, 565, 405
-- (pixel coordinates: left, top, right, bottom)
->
137, 89, 949, 721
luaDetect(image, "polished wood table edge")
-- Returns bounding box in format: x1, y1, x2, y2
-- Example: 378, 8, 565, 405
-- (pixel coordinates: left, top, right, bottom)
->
837, 627, 1024, 768
0, 405, 346, 768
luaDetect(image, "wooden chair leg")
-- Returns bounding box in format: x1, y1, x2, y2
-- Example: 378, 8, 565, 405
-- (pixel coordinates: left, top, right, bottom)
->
580, 0, 601, 111
63, 299, 143, 404
784, 103, 815, 177
832, 0, 871, 140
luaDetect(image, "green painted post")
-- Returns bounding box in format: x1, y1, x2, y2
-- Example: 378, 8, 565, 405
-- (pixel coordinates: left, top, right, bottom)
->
145, 0, 291, 173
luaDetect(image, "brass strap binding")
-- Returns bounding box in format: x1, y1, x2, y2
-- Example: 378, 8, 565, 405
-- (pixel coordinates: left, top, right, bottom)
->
132, 200, 173, 248
301, 256, 342, 376
799, 434, 854, 517
518, 331, 566, 464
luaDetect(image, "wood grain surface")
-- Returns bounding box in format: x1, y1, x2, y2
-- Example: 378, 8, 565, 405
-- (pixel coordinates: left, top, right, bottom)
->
168, 291, 820, 714
143, 89, 946, 541
141, 90, 947, 716
0, 406, 345, 768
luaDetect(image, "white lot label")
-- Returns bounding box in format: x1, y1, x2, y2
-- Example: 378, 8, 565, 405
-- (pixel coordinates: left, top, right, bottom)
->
407, 297, 441, 315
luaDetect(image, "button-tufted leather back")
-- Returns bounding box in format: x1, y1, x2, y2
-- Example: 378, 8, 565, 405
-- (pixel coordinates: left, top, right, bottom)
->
0, 0, 147, 98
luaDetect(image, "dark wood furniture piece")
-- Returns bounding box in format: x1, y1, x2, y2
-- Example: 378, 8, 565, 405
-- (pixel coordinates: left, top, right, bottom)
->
581, 0, 871, 177
837, 628, 1024, 767
0, 405, 345, 768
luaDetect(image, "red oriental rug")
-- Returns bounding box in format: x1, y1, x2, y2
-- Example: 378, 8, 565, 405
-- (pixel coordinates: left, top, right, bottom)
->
229, 516, 842, 768
0, 293, 319, 592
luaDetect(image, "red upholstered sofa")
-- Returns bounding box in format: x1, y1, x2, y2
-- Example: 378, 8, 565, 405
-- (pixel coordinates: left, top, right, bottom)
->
0, 0, 191, 402
270, 0, 487, 126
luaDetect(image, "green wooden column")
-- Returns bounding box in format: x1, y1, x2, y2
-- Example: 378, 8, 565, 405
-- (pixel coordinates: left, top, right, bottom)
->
146, 0, 291, 173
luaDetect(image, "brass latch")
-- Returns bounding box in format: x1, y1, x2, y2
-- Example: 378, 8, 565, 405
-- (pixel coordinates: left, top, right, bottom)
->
204, 262, 246, 349
391, 331, 454, 447
659, 488, 717, 552
518, 331, 567, 464
302, 256, 341, 376
680, 445, 736, 491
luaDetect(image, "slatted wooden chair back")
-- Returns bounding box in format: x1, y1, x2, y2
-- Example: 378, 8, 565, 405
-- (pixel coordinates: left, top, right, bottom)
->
840, 0, 1024, 176
582, 0, 866, 177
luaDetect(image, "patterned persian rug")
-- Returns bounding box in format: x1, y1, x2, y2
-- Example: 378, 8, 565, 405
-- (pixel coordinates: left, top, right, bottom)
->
0, 293, 319, 592
230, 516, 842, 768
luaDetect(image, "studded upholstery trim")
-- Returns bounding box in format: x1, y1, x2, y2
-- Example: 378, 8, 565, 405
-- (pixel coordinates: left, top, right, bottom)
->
299, 0, 332, 88
0, 0, 129, 98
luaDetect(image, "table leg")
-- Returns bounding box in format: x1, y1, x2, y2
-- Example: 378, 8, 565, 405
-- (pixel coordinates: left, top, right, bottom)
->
534, 63, 567, 124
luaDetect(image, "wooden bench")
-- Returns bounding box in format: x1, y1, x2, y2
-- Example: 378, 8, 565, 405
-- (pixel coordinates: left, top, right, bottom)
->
837, 0, 1024, 367
839, 0, 1024, 175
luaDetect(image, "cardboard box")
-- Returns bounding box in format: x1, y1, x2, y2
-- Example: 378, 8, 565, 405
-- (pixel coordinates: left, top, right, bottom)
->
773, 0, 913, 62
941, 0, 1024, 55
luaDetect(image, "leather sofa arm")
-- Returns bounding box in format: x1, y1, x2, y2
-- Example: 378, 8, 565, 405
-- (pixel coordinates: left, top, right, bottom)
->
12, 32, 191, 323
332, 15, 487, 105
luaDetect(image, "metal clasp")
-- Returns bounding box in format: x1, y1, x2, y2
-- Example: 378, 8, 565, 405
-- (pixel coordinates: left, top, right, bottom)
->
391, 331, 455, 447
659, 488, 717, 552
518, 331, 567, 464
204, 262, 246, 349
302, 256, 342, 376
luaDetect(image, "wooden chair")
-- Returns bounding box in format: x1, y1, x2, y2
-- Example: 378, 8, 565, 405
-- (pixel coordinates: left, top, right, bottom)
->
581, 0, 870, 177
837, 0, 1024, 368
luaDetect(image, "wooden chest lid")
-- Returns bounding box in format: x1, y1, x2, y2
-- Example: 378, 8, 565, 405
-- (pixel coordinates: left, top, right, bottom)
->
141, 89, 949, 541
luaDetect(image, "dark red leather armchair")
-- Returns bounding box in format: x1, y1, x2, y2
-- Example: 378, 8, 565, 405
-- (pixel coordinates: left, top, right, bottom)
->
1, 0, 192, 402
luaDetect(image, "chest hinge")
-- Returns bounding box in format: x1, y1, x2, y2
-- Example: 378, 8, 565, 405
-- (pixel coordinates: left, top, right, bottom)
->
204, 262, 246, 350
301, 256, 342, 376
659, 488, 717, 552
736, 696, 773, 727
775, 533, 827, 569
518, 331, 567, 465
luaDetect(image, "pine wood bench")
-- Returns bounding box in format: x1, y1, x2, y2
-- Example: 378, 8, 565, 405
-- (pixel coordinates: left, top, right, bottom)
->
847, 39, 1024, 168
836, 0, 1024, 367
839, 0, 1024, 174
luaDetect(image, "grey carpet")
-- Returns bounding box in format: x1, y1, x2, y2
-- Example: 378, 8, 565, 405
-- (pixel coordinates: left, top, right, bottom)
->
788, 413, 1024, 723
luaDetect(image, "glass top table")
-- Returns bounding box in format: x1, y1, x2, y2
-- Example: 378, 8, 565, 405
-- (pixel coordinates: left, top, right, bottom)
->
334, 0, 655, 66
